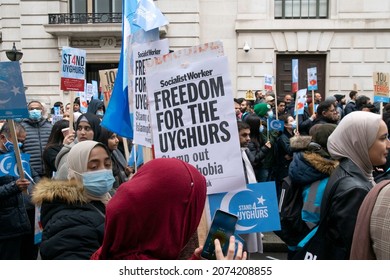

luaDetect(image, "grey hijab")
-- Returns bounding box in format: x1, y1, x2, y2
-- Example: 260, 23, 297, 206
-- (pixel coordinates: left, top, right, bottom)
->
327, 111, 382, 183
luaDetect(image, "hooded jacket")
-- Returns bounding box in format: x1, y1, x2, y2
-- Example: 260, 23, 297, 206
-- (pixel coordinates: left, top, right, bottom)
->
32, 179, 105, 260
87, 99, 104, 115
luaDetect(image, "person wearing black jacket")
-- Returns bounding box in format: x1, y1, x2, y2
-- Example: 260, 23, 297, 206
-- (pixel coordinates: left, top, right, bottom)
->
0, 122, 32, 259
321, 111, 390, 259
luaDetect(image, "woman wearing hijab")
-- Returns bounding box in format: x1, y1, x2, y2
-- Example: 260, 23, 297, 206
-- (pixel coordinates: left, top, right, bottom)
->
90, 158, 206, 260
98, 127, 132, 191
54, 112, 102, 180
32, 141, 114, 259
320, 111, 390, 259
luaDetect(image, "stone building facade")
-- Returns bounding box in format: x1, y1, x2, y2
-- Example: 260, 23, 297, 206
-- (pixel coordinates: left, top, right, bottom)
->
1, 0, 390, 106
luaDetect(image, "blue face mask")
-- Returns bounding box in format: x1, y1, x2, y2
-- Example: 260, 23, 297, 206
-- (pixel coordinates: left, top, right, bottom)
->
259, 125, 264, 133
267, 111, 274, 119
3, 137, 23, 152
96, 111, 104, 117
291, 121, 297, 130
81, 169, 115, 196
29, 109, 42, 120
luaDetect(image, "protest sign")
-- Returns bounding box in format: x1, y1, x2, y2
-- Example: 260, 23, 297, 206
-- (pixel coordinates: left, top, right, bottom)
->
60, 47, 86, 91
0, 62, 29, 119
146, 55, 246, 194
264, 74, 273, 91
147, 41, 224, 70
99, 68, 118, 107
294, 88, 307, 116
292, 59, 299, 93
208, 182, 281, 234
373, 72, 390, 103
307, 67, 318, 91
132, 39, 169, 147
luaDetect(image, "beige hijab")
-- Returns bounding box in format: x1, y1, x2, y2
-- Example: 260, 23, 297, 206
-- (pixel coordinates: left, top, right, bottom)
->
327, 111, 382, 183
67, 140, 111, 204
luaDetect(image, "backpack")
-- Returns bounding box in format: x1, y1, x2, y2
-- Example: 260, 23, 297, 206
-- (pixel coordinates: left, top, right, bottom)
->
274, 176, 311, 247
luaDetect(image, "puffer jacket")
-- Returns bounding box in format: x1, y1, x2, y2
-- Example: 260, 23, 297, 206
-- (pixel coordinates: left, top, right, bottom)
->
320, 158, 373, 260
0, 160, 31, 240
21, 118, 52, 177
32, 179, 105, 260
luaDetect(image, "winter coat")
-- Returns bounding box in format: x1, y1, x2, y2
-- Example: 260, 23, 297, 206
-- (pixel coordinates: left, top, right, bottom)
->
0, 170, 31, 240
21, 118, 52, 177
274, 129, 295, 183
344, 100, 357, 116
320, 158, 373, 259
289, 152, 338, 230
42, 144, 63, 178
32, 179, 105, 260
54, 142, 74, 180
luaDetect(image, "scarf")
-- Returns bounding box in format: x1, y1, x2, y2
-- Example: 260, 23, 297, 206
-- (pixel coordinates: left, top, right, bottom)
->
327, 111, 381, 183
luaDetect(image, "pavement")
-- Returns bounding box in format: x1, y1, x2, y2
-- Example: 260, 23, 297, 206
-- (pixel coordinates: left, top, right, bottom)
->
262, 232, 288, 252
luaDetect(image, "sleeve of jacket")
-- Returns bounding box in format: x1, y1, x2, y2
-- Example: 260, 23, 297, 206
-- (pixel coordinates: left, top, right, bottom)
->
0, 180, 20, 199
277, 134, 294, 157
325, 183, 369, 259
247, 141, 270, 167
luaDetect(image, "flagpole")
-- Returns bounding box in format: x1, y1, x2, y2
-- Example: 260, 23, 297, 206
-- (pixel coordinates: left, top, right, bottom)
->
68, 91, 74, 134
312, 90, 315, 115
7, 119, 27, 193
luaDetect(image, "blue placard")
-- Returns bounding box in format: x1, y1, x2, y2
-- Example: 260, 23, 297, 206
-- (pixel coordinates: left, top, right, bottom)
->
208, 182, 281, 234
374, 95, 389, 103
269, 119, 284, 132
0, 152, 31, 178
0, 62, 29, 119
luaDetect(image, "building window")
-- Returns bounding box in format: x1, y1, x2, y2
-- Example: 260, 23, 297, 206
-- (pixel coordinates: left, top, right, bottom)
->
275, 0, 328, 19
94, 0, 122, 13
71, 0, 87, 13
71, 0, 122, 14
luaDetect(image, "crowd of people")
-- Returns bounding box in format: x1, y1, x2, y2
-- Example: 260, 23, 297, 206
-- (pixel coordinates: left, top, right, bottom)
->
1, 88, 390, 260
236, 89, 390, 259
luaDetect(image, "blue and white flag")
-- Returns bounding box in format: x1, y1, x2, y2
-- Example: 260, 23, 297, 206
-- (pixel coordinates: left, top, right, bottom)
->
0, 152, 31, 178
133, 0, 169, 31
101, 0, 168, 138
208, 182, 281, 234
0, 62, 29, 119
269, 119, 284, 132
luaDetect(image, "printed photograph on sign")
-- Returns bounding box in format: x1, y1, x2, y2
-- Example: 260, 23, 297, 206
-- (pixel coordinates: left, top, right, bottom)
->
307, 67, 318, 91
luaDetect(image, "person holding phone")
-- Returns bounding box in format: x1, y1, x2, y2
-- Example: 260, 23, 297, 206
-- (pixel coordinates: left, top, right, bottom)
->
91, 158, 246, 260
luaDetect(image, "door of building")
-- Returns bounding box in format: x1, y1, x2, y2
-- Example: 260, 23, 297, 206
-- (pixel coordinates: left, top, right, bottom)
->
276, 54, 326, 100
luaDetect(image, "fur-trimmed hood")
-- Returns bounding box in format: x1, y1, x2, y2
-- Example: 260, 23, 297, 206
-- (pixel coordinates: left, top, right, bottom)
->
289, 151, 339, 186
303, 152, 339, 175
32, 178, 87, 206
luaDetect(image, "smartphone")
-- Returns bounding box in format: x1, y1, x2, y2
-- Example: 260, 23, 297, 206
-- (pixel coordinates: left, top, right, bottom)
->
201, 209, 238, 260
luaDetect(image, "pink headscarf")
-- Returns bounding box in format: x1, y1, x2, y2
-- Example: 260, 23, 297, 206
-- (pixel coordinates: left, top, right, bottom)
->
91, 158, 206, 260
